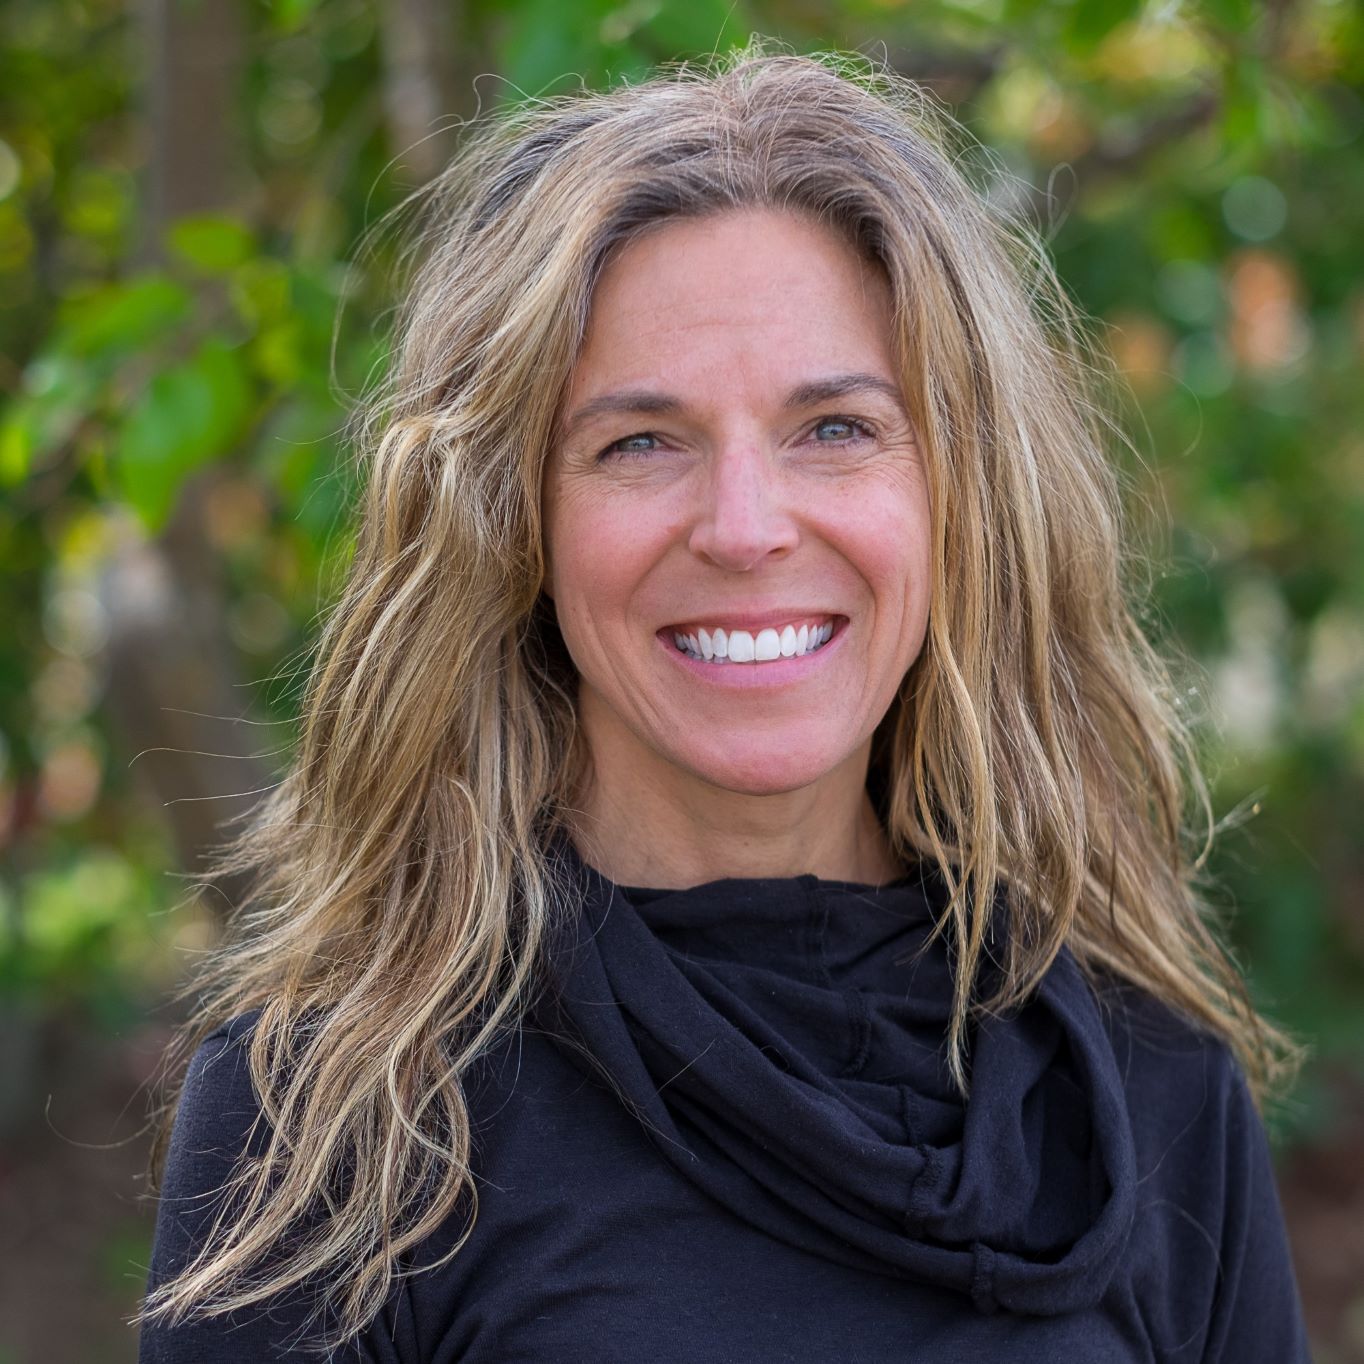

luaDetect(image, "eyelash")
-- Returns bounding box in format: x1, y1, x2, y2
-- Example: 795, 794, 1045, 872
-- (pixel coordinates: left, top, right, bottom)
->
597, 415, 878, 461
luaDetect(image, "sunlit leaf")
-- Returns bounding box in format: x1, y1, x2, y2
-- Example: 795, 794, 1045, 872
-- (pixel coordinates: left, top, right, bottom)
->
267, 0, 326, 32
0, 355, 101, 477
0, 413, 30, 485
167, 214, 257, 273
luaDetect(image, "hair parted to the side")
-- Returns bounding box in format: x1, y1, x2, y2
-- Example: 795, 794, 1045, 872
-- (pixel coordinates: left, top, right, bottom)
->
134, 37, 1300, 1353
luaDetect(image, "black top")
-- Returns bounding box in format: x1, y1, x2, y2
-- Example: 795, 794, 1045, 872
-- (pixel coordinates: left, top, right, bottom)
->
139, 840, 1311, 1361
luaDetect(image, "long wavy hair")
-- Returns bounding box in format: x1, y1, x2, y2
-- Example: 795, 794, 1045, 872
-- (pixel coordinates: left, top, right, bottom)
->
135, 39, 1299, 1352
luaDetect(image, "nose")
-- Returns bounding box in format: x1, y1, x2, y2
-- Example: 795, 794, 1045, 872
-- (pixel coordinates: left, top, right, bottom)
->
687, 441, 799, 572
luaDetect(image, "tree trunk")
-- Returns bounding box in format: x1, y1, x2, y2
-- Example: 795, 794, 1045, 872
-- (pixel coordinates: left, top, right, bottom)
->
98, 0, 271, 923
379, 0, 485, 183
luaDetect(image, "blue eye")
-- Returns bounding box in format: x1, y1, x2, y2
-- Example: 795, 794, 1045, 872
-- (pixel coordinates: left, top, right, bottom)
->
599, 432, 660, 460
813, 416, 875, 443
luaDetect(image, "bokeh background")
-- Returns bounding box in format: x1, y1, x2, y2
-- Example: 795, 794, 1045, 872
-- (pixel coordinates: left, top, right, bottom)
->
1, 0, 1362, 1359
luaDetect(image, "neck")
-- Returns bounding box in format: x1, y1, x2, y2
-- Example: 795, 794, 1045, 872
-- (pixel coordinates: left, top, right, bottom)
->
565, 739, 904, 891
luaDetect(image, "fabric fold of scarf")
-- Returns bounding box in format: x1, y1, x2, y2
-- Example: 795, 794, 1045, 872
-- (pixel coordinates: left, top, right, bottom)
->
537, 837, 1137, 1317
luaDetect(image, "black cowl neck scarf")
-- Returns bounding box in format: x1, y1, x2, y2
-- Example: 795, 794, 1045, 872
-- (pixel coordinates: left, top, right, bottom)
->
537, 834, 1137, 1317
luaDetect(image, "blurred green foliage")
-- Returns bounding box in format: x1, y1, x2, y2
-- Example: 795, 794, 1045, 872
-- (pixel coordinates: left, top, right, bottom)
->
1, 0, 1362, 1137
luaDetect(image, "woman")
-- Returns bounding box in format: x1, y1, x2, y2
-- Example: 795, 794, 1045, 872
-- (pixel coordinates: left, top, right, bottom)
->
135, 43, 1310, 1362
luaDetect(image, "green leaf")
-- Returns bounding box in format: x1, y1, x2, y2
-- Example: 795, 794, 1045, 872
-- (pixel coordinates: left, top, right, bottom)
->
1202, 0, 1255, 31
0, 414, 30, 486
253, 318, 303, 387
17, 850, 134, 971
167, 214, 257, 274
1060, 0, 1143, 55
0, 355, 102, 480
255, 393, 344, 515
638, 0, 749, 55
495, 0, 616, 101
113, 338, 253, 530
56, 276, 192, 358
230, 257, 292, 327
6, 848, 164, 998
267, 0, 325, 31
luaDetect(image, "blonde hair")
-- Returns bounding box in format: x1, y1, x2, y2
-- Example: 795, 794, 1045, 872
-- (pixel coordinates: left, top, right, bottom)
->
136, 39, 1298, 1353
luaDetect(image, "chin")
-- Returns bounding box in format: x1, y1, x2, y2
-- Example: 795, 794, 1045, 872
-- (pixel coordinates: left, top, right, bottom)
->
680, 746, 839, 798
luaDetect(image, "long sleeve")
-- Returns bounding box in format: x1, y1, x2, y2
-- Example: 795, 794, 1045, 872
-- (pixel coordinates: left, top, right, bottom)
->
138, 1021, 406, 1363
1201, 1066, 1312, 1363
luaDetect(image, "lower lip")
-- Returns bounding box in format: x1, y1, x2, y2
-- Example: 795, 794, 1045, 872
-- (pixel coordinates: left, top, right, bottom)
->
657, 619, 847, 689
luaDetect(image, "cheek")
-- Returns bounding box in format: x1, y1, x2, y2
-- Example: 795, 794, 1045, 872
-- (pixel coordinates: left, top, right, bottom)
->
547, 492, 674, 632
826, 486, 932, 610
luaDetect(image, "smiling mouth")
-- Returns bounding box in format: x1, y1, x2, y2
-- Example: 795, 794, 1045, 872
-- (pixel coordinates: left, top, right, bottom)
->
668, 616, 839, 664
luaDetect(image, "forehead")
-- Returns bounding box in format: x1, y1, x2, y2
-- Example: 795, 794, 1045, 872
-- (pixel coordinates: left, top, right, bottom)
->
564, 208, 896, 405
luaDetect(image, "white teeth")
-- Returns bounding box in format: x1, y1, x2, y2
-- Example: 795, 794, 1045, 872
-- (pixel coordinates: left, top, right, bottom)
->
728, 630, 755, 663
671, 618, 836, 663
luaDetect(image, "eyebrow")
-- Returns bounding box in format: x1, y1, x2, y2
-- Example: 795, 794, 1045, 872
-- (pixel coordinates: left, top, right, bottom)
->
558, 372, 906, 444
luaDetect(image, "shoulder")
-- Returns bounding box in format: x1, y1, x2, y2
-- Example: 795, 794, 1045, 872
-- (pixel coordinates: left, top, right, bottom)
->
1090, 976, 1267, 1209
148, 1011, 271, 1303
1088, 979, 1310, 1360
178, 1009, 267, 1110
189, 1008, 265, 1078
160, 1010, 269, 1195
1088, 979, 1252, 1250
143, 1013, 375, 1360
1094, 979, 1250, 1145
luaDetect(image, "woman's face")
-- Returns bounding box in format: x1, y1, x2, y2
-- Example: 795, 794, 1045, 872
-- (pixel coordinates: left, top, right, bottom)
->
543, 208, 931, 801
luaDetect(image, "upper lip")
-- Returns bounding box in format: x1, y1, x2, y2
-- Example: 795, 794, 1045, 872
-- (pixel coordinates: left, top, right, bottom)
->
660, 610, 844, 633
